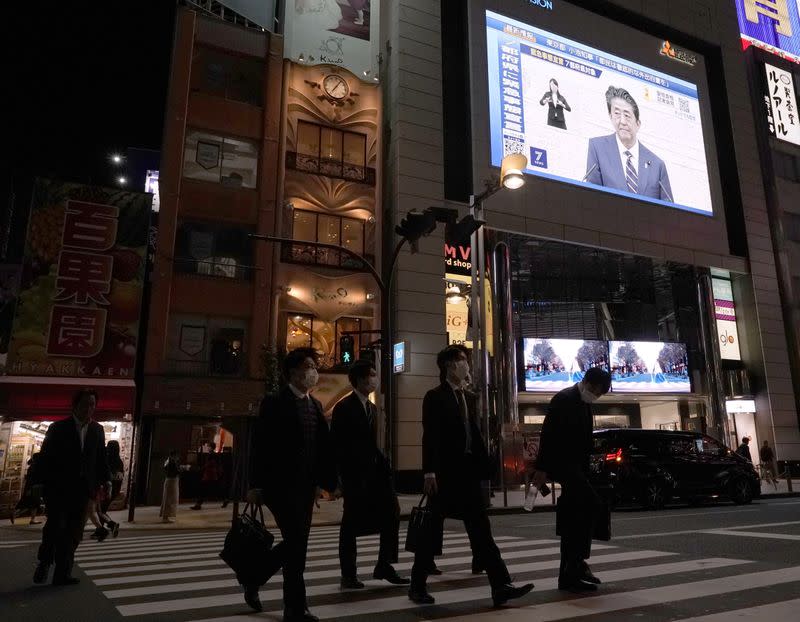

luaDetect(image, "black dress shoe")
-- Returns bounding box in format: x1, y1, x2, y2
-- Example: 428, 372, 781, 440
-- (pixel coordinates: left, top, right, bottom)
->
471, 562, 485, 575
52, 576, 80, 586
284, 608, 319, 622
243, 585, 262, 612
373, 565, 410, 585
340, 576, 365, 589
408, 587, 435, 604
580, 561, 601, 584
426, 563, 442, 575
32, 562, 50, 584
558, 577, 598, 593
492, 582, 534, 607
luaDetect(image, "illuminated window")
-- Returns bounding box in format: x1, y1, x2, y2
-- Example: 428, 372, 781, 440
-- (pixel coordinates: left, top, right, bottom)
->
285, 314, 362, 369
288, 209, 366, 268
292, 121, 368, 183
175, 222, 254, 280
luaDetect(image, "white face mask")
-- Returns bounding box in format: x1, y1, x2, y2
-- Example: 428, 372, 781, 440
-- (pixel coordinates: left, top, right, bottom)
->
364, 376, 379, 394
451, 360, 470, 382
579, 384, 599, 404
297, 368, 319, 392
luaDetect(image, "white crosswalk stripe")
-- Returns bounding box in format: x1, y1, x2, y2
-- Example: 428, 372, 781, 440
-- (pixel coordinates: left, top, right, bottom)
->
69, 526, 798, 621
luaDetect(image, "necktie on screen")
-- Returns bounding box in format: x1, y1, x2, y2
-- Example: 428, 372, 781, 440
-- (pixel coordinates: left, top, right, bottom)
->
624, 150, 638, 193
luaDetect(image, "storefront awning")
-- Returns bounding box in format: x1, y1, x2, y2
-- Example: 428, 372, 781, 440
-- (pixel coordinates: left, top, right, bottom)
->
0, 377, 136, 421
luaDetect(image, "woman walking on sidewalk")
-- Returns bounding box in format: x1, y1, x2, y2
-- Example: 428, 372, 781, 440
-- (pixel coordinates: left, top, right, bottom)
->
160, 450, 181, 523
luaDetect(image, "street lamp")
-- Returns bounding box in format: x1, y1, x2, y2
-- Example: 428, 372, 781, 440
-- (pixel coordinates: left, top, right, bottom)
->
117, 176, 127, 186
110, 153, 124, 165
469, 153, 528, 477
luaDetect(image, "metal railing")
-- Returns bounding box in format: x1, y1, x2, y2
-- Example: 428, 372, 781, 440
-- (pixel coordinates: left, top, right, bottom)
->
165, 358, 247, 378
286, 151, 376, 186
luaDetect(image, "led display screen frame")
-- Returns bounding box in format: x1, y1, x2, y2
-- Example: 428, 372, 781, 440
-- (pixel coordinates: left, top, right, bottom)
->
486, 8, 715, 216
522, 338, 609, 392
609, 340, 691, 394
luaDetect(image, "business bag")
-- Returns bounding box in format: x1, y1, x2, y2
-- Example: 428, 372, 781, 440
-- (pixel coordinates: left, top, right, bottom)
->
555, 495, 612, 541
404, 495, 443, 555
220, 503, 281, 586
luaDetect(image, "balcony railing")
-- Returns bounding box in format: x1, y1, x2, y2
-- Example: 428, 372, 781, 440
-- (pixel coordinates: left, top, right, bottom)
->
173, 257, 253, 281
281, 242, 374, 270
165, 358, 247, 378
286, 151, 376, 186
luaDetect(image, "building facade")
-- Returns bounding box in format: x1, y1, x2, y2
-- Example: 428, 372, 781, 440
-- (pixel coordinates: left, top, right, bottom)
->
140, 3, 382, 503
383, 0, 800, 493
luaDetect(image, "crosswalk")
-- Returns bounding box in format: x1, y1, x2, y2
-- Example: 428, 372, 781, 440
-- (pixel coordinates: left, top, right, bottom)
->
70, 524, 800, 621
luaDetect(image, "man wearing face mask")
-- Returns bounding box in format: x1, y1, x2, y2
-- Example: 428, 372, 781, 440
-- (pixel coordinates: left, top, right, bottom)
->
247, 348, 337, 621
409, 345, 534, 607
534, 366, 612, 593
331, 360, 408, 589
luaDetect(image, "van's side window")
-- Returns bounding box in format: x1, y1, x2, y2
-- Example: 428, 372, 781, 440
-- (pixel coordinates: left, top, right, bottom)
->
668, 437, 696, 456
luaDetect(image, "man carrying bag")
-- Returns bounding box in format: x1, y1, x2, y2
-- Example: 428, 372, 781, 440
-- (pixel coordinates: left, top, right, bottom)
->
331, 360, 409, 589
407, 345, 533, 607
534, 367, 612, 593
247, 348, 338, 621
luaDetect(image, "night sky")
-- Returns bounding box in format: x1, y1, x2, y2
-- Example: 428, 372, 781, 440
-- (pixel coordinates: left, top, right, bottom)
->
5, 1, 177, 261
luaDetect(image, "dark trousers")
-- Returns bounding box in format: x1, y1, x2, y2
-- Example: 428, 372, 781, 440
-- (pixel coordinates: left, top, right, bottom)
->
100, 480, 123, 515
268, 488, 316, 612
557, 472, 600, 577
410, 489, 510, 591
339, 495, 399, 578
38, 497, 87, 578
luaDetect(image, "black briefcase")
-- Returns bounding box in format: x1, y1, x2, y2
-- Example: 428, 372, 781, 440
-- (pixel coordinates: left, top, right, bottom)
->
555, 495, 612, 541
404, 495, 443, 555
220, 503, 281, 586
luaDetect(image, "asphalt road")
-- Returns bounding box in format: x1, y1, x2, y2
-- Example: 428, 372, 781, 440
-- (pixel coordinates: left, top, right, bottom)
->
2, 496, 799, 622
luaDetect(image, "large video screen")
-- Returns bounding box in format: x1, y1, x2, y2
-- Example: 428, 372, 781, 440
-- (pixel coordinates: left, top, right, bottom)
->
523, 338, 609, 392
609, 341, 690, 393
486, 10, 713, 216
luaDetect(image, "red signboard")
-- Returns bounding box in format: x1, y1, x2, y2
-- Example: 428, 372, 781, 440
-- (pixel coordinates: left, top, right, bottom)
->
7, 180, 151, 378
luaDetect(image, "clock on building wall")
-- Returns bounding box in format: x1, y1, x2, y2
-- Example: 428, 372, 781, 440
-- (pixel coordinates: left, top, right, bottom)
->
323, 74, 349, 101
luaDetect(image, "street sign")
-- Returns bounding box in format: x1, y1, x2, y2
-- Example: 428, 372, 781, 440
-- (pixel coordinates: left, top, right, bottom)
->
393, 341, 408, 374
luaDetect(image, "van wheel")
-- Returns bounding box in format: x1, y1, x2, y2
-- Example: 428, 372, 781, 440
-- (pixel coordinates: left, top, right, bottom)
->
731, 478, 753, 505
641, 481, 666, 510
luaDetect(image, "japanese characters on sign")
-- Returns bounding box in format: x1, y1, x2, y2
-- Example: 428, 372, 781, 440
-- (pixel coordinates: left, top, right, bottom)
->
764, 62, 800, 145
736, 0, 800, 64
7, 180, 150, 378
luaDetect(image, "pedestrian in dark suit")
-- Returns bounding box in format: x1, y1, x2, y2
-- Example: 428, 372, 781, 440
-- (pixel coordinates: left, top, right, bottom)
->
408, 345, 533, 607
246, 347, 338, 621
585, 86, 673, 201
332, 360, 409, 589
534, 367, 611, 592
33, 388, 111, 586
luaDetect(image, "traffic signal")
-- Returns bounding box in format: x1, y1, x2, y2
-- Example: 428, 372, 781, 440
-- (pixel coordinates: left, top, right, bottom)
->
446, 214, 486, 243
395, 210, 436, 253
358, 347, 376, 365
339, 335, 356, 365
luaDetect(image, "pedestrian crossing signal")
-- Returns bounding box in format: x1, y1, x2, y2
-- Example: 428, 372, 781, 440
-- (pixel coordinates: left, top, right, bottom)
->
339, 335, 355, 366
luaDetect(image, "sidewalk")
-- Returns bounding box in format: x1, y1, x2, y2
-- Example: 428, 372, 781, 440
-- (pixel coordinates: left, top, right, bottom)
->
2, 481, 795, 533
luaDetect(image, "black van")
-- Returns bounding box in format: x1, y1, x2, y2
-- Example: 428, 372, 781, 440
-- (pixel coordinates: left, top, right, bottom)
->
590, 429, 761, 509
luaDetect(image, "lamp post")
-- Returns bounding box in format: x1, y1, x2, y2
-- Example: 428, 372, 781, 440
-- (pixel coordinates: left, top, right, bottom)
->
468, 153, 527, 505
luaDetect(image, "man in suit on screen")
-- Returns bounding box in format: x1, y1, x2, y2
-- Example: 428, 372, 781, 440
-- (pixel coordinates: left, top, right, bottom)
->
585, 86, 673, 202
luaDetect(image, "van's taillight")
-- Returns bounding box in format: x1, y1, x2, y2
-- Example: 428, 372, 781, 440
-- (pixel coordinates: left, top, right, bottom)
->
605, 448, 623, 463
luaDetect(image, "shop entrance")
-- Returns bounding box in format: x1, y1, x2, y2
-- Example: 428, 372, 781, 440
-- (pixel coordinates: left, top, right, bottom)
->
0, 417, 133, 519
144, 417, 237, 506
